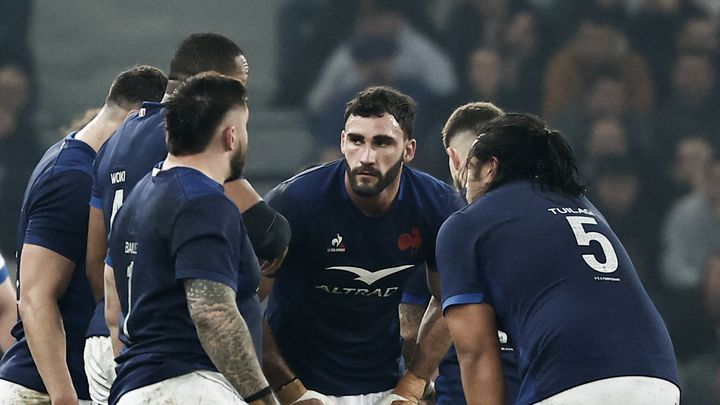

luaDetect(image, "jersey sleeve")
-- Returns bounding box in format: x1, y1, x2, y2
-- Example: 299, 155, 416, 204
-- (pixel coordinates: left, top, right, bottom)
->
436, 211, 490, 313
264, 183, 299, 278
171, 196, 243, 291
24, 169, 93, 265
401, 264, 431, 305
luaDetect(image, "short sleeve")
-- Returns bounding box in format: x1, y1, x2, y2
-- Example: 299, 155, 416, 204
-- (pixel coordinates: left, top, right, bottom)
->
171, 196, 243, 291
436, 212, 489, 313
24, 169, 93, 265
264, 184, 298, 278
401, 264, 431, 305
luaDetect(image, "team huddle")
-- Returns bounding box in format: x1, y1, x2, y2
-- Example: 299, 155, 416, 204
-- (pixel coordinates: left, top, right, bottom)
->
0, 33, 680, 405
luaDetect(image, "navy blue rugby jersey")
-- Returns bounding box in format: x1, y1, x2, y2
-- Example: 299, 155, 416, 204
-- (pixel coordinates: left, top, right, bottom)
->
438, 180, 678, 405
107, 167, 262, 404
0, 134, 95, 400
401, 267, 520, 405
86, 102, 166, 338
265, 160, 464, 396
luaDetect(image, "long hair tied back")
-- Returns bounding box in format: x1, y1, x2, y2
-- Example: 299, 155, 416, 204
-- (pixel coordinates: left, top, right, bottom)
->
467, 113, 586, 196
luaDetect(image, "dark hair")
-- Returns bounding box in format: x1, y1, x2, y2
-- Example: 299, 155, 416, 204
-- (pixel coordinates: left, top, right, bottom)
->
165, 73, 248, 156
344, 86, 416, 139
169, 33, 244, 81
442, 102, 504, 148
106, 65, 168, 109
468, 113, 586, 196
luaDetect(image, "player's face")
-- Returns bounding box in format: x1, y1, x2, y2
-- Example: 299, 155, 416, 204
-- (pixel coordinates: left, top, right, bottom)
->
341, 113, 415, 197
226, 106, 249, 182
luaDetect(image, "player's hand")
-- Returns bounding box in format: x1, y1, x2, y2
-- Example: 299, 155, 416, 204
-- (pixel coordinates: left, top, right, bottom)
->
276, 378, 336, 405
259, 247, 288, 277
384, 371, 426, 405
49, 389, 79, 405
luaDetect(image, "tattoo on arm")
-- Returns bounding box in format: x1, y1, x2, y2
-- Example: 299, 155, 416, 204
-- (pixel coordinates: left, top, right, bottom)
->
400, 303, 427, 363
185, 279, 270, 400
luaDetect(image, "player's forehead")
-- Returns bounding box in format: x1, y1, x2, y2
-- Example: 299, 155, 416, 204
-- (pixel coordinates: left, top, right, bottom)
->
344, 113, 404, 139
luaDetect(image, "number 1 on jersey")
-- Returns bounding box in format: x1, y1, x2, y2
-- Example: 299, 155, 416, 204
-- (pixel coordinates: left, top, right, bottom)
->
123, 261, 134, 339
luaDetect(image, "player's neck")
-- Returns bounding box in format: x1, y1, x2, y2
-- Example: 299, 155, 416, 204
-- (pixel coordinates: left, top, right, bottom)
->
74, 104, 129, 153
345, 172, 401, 217
162, 152, 227, 185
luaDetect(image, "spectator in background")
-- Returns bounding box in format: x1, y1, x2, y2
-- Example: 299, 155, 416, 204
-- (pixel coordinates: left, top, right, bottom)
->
588, 158, 659, 289
501, 10, 545, 113
456, 47, 510, 110
0, 64, 41, 258
628, 0, 705, 100
543, 18, 655, 118
307, 1, 456, 117
676, 17, 718, 56
661, 160, 720, 293
677, 251, 720, 405
672, 137, 715, 195
550, 73, 651, 157
655, 52, 720, 159
309, 33, 432, 163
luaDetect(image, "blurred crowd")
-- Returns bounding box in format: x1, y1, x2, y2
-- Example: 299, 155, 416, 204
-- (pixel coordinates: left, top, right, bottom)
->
1, 0, 720, 403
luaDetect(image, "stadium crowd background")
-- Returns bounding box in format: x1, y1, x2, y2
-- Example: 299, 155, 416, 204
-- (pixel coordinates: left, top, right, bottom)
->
0, 0, 719, 403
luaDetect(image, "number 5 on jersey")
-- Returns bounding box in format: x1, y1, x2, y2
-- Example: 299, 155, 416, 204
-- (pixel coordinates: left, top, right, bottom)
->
566, 216, 618, 273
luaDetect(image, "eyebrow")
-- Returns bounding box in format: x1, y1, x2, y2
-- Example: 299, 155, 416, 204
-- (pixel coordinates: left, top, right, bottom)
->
346, 133, 397, 142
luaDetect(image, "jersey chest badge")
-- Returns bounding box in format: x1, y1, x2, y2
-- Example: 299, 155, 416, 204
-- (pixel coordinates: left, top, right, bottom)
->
398, 227, 422, 254
326, 233, 346, 253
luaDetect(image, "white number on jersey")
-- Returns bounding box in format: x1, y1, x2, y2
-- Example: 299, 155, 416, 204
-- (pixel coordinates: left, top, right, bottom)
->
109, 189, 124, 228
123, 260, 134, 339
565, 216, 618, 273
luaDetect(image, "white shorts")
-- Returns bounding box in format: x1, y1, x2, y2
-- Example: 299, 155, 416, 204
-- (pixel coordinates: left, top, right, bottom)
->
535, 376, 680, 405
0, 378, 92, 404
116, 370, 248, 404
84, 336, 117, 405
326, 389, 391, 405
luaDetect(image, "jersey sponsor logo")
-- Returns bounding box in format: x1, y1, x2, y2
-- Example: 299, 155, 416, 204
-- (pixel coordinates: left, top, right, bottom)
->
398, 227, 422, 254
314, 284, 400, 297
325, 264, 414, 285
326, 233, 346, 253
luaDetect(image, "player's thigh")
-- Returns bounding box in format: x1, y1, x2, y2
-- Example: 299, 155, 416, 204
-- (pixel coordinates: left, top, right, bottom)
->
327, 389, 391, 405
117, 370, 247, 404
0, 378, 51, 404
535, 376, 679, 405
83, 336, 116, 404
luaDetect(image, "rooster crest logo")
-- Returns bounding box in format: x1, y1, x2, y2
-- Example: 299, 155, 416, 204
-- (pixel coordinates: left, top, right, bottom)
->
398, 227, 422, 254
327, 233, 346, 253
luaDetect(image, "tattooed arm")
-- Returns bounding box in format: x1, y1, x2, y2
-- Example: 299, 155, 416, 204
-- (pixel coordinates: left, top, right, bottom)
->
399, 302, 427, 365
185, 279, 277, 405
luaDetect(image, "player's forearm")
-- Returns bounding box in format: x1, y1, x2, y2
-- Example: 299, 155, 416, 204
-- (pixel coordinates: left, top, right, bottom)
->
0, 282, 17, 352
185, 279, 276, 404
457, 351, 505, 405
104, 265, 122, 356
399, 303, 426, 364
406, 296, 451, 381
19, 296, 76, 401
86, 207, 108, 303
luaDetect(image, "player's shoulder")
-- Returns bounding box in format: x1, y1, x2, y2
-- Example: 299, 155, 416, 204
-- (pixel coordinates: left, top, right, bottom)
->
400, 165, 464, 212
266, 160, 343, 205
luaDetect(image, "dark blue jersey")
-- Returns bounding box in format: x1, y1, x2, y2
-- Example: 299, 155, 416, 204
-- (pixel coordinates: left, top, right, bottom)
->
107, 167, 262, 404
401, 268, 520, 405
265, 160, 464, 395
0, 134, 95, 399
86, 102, 167, 338
438, 180, 678, 405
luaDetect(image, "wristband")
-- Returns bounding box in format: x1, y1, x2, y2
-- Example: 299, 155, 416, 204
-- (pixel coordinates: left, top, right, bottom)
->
245, 386, 273, 403
276, 378, 306, 405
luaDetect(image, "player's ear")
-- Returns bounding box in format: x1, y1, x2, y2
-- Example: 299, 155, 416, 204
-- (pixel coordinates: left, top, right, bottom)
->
487, 156, 499, 179
403, 137, 416, 163
223, 126, 236, 151
447, 147, 461, 172
340, 130, 347, 154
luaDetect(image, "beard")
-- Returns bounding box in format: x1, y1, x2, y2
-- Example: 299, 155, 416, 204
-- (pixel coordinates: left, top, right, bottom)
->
225, 143, 247, 182
346, 156, 404, 197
